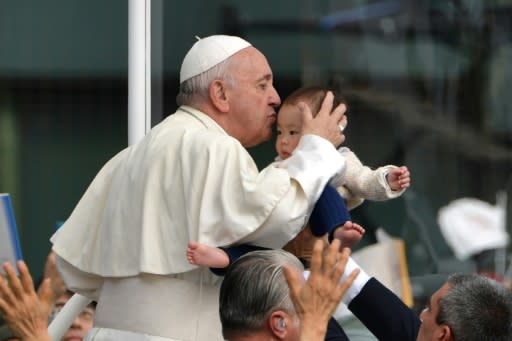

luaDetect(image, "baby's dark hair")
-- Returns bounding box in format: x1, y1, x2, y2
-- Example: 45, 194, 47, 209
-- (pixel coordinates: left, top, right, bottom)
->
281, 86, 347, 116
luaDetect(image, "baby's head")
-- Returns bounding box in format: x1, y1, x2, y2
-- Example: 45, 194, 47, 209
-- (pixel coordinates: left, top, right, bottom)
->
275, 86, 345, 160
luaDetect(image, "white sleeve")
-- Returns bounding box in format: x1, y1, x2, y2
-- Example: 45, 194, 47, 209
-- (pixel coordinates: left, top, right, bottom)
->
276, 134, 345, 201
242, 135, 345, 249
339, 257, 371, 304
55, 255, 103, 300
303, 257, 371, 305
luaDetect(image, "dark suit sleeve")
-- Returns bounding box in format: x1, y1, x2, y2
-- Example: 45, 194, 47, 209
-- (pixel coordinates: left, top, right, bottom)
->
348, 278, 421, 341
324, 317, 350, 341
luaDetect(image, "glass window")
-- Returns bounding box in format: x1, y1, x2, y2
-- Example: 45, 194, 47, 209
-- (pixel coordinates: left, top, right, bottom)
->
1, 0, 510, 293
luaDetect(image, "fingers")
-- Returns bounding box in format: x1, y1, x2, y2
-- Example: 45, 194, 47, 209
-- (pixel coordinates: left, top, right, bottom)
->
317, 91, 347, 122
323, 239, 341, 275
298, 102, 313, 124
338, 115, 348, 131
331, 103, 347, 126
331, 247, 350, 283
2, 262, 23, 299
37, 278, 54, 307
336, 268, 360, 298
389, 166, 411, 189
329, 247, 359, 300
0, 261, 40, 307
308, 239, 324, 277
18, 261, 35, 294
316, 91, 335, 119
0, 286, 10, 317
283, 264, 302, 307
398, 166, 411, 188
299, 91, 348, 147
0, 263, 19, 315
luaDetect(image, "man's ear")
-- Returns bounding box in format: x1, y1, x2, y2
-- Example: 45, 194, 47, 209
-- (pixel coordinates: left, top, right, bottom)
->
269, 311, 288, 339
209, 80, 229, 113
437, 324, 453, 341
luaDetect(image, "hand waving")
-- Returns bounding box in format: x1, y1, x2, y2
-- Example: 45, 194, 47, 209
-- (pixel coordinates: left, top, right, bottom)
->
0, 261, 53, 341
283, 239, 359, 341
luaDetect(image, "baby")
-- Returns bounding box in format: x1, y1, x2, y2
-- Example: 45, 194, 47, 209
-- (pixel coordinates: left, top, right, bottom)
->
187, 86, 410, 272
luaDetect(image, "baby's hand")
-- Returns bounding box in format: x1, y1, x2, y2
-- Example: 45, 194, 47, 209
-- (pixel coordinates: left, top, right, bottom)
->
387, 166, 410, 191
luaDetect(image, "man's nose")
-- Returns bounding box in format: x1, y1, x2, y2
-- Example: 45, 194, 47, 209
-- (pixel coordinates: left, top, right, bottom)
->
70, 317, 82, 329
269, 86, 281, 106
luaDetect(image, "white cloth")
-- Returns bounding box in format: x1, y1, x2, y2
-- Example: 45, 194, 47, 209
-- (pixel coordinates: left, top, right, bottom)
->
438, 197, 509, 260
304, 257, 371, 322
86, 328, 181, 341
276, 146, 405, 210
180, 35, 251, 83
51, 106, 345, 340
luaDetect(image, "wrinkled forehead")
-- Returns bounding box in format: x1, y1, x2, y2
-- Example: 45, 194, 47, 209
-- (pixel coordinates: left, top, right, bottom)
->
231, 47, 273, 80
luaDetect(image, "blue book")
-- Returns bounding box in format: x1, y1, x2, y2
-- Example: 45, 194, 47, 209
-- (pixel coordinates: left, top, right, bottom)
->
0, 193, 23, 273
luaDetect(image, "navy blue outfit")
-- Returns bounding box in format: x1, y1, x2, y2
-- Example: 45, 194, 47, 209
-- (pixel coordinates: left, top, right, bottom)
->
348, 278, 421, 341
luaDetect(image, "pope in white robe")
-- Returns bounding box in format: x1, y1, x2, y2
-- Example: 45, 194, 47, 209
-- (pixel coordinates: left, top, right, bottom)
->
50, 35, 347, 341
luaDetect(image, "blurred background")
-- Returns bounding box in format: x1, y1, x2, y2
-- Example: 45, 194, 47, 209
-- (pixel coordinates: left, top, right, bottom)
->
0, 0, 511, 311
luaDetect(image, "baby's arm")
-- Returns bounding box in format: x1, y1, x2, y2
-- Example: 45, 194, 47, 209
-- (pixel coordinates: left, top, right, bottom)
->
339, 149, 410, 202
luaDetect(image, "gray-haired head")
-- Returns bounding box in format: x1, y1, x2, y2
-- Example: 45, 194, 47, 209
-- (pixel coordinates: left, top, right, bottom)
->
176, 56, 238, 106
219, 249, 304, 339
438, 273, 512, 341
176, 35, 251, 106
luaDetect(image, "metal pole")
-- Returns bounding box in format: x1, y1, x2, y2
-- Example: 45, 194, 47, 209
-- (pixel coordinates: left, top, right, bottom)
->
128, 0, 151, 145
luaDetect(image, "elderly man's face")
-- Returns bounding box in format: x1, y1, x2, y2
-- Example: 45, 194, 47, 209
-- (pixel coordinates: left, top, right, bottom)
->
416, 283, 452, 341
224, 47, 281, 148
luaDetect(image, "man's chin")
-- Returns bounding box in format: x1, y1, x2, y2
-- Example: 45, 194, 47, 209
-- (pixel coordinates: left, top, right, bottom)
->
63, 337, 83, 341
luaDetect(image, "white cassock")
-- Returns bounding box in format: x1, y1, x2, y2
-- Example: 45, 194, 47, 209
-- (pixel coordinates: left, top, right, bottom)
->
51, 106, 345, 341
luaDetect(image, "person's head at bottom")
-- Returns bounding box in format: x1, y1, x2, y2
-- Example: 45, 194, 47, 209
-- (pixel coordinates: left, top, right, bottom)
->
417, 273, 512, 341
49, 290, 96, 341
219, 249, 304, 340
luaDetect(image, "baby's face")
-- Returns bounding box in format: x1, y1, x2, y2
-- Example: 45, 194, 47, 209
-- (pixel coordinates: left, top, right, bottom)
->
275, 104, 304, 160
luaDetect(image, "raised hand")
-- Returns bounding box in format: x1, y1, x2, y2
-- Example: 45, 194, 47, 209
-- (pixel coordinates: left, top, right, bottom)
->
299, 91, 347, 147
0, 261, 53, 341
283, 239, 359, 341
